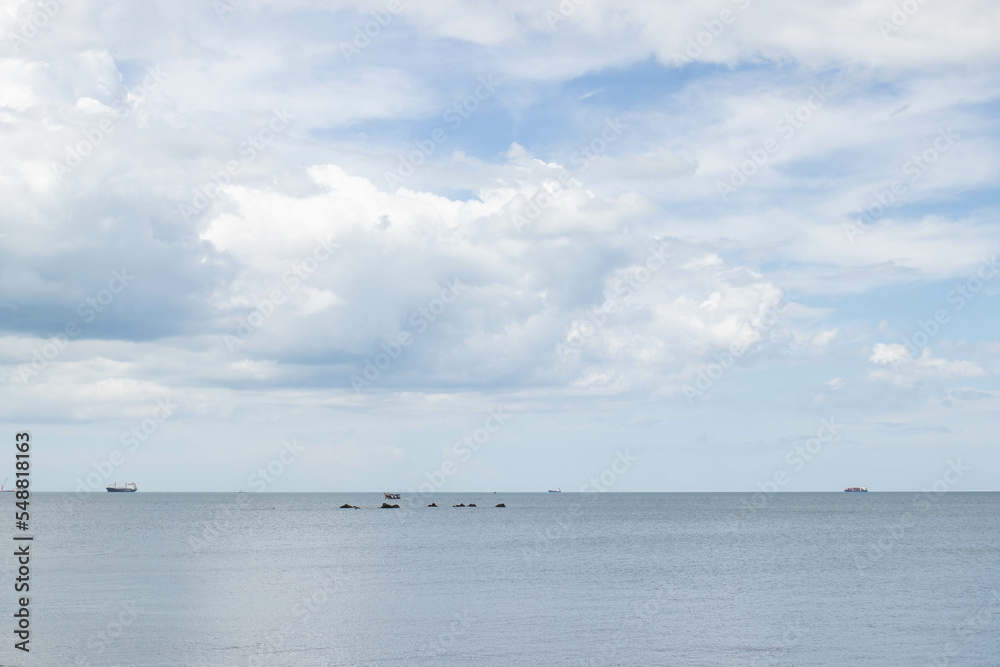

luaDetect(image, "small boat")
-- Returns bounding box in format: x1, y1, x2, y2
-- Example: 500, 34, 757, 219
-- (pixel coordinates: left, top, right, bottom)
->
548, 488, 561, 493
384, 492, 400, 500
106, 482, 137, 492
844, 486, 868, 492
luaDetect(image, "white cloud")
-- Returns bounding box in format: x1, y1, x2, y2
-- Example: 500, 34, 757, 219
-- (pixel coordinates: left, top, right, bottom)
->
194, 155, 799, 395
812, 328, 839, 349
868, 343, 987, 386
1, 0, 998, 490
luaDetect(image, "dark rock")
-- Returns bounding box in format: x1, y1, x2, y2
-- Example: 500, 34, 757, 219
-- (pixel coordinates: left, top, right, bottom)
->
380, 502, 400, 508
427, 503, 438, 507
468, 503, 477, 507
453, 503, 465, 507
495, 503, 506, 507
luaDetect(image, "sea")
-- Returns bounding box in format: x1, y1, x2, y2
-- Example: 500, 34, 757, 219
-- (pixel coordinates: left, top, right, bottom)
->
3, 492, 997, 666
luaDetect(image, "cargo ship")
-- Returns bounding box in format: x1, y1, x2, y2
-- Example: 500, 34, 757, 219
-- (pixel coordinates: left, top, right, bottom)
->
106, 482, 137, 492
844, 486, 868, 492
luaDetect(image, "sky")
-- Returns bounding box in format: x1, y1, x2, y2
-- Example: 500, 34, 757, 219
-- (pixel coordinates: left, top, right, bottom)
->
0, 0, 998, 493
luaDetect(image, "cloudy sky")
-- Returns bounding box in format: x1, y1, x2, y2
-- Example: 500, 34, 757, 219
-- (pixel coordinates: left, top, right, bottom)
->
1, 0, 997, 492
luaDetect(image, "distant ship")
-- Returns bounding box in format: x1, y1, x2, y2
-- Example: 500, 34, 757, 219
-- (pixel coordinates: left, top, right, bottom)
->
548, 488, 561, 493
384, 492, 400, 500
844, 486, 868, 492
106, 482, 137, 493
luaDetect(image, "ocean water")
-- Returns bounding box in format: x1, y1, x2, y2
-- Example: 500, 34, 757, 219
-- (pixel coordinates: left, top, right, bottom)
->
3, 492, 998, 666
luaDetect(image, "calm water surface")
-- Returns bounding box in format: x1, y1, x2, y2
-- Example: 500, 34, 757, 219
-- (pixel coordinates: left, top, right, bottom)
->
3, 492, 997, 666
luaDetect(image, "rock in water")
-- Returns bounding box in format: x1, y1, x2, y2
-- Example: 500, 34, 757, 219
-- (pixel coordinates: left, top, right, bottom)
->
495, 503, 506, 507
428, 502, 438, 507
380, 502, 400, 508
